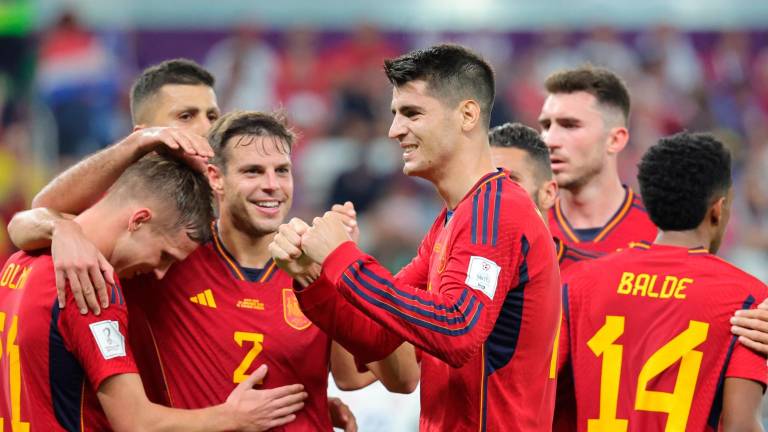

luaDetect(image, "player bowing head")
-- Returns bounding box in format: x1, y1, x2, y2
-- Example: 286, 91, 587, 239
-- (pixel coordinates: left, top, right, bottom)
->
103, 155, 214, 280
207, 110, 295, 237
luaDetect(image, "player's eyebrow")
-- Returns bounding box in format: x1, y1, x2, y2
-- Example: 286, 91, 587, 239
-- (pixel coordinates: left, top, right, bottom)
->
392, 104, 422, 116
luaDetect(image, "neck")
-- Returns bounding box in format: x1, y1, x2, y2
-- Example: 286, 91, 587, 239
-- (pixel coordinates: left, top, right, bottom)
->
74, 202, 121, 260
431, 139, 496, 209
217, 215, 275, 268
654, 229, 711, 251
558, 169, 625, 229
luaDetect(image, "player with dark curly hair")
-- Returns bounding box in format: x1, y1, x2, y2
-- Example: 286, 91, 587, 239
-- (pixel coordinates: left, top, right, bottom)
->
556, 131, 766, 431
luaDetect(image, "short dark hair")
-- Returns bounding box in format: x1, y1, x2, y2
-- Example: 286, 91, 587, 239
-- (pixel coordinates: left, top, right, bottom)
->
130, 59, 215, 124
545, 66, 631, 123
489, 122, 552, 181
208, 111, 295, 171
109, 154, 214, 242
638, 132, 732, 231
383, 44, 495, 128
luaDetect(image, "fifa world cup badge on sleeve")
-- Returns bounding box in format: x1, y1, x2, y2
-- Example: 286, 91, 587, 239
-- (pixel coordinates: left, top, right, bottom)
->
465, 256, 500, 300
282, 289, 312, 330
90, 320, 127, 359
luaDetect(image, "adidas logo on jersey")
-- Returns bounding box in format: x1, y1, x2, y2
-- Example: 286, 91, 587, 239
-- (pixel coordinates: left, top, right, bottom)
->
189, 289, 217, 308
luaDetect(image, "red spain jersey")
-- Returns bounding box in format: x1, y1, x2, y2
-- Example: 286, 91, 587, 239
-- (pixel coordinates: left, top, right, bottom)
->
300, 170, 561, 431
559, 242, 768, 431
0, 250, 136, 431
125, 224, 332, 430
548, 186, 657, 255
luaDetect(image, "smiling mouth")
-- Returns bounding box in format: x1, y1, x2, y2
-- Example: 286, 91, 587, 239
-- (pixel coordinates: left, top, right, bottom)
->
252, 200, 280, 209
402, 144, 418, 155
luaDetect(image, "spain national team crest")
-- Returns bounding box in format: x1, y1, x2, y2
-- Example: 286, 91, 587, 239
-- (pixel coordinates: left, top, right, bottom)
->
282, 289, 312, 330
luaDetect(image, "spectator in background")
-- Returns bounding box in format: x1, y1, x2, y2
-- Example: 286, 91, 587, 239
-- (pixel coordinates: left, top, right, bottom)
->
36, 11, 121, 160
204, 24, 278, 112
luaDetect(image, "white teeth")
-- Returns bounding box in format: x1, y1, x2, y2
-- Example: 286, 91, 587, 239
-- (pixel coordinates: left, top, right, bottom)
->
403, 145, 417, 154
255, 201, 279, 208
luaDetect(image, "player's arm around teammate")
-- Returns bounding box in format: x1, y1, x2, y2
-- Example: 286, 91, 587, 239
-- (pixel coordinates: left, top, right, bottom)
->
8, 127, 212, 315
99, 365, 307, 431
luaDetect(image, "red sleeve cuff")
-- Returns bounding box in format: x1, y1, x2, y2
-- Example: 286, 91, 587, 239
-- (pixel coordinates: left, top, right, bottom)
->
322, 241, 367, 285
294, 273, 335, 310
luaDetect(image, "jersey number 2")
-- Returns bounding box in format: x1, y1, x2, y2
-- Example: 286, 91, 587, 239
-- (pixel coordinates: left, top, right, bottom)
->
587, 315, 708, 432
233, 331, 264, 384
0, 311, 29, 431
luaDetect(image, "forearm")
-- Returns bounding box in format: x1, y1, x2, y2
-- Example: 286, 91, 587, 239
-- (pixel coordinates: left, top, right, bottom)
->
721, 377, 765, 432
324, 242, 488, 367
32, 134, 146, 212
367, 342, 419, 394
133, 403, 241, 432
296, 275, 403, 363
330, 342, 377, 391
7, 208, 71, 250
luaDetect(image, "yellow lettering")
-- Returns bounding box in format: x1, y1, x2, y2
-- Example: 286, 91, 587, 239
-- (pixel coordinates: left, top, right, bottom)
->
6, 265, 21, 289
0, 264, 15, 287
646, 275, 659, 298
660, 276, 678, 299
632, 274, 650, 297
617, 272, 634, 295
674, 278, 692, 300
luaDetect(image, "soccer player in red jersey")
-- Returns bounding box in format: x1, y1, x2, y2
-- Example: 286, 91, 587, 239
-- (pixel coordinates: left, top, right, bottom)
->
271, 44, 561, 432
558, 132, 767, 431
538, 67, 657, 255
489, 122, 601, 271
7, 60, 363, 430
0, 155, 307, 430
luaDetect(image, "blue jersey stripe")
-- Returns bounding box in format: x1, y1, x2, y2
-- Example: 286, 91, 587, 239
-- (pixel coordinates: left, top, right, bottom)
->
342, 274, 484, 336
491, 178, 502, 247
482, 183, 492, 245
49, 300, 85, 431
472, 190, 480, 244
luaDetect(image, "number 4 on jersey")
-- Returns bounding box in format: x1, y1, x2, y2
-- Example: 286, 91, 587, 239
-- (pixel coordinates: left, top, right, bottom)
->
587, 315, 708, 432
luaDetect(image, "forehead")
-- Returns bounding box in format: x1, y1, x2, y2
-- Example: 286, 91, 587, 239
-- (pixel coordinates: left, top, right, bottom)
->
539, 91, 601, 119
224, 135, 292, 167
154, 84, 218, 112
390, 80, 441, 109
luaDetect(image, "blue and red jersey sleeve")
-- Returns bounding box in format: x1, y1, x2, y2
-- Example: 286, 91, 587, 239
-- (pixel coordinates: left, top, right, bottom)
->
322, 199, 525, 368
295, 273, 403, 364
58, 279, 138, 390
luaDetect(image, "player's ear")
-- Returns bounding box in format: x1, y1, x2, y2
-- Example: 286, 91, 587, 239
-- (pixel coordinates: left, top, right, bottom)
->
207, 163, 225, 195
709, 195, 726, 227
459, 99, 481, 133
538, 179, 558, 212
128, 208, 152, 232
606, 126, 629, 154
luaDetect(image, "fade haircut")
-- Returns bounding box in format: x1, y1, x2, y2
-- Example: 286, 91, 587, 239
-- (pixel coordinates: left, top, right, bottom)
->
489, 122, 552, 182
545, 66, 631, 124
130, 59, 215, 124
107, 154, 214, 242
208, 110, 295, 171
638, 132, 731, 231
383, 44, 495, 128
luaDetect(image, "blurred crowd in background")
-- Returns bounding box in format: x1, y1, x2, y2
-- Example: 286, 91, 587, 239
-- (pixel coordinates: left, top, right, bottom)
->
3, 11, 768, 282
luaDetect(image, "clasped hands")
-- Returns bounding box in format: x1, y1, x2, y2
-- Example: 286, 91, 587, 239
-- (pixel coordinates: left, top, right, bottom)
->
268, 202, 357, 286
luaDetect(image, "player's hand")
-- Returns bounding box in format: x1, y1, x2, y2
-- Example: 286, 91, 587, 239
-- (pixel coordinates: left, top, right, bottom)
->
269, 218, 319, 280
301, 212, 352, 265
127, 127, 213, 173
328, 397, 357, 432
51, 218, 114, 315
225, 364, 307, 431
330, 201, 359, 243
731, 298, 768, 355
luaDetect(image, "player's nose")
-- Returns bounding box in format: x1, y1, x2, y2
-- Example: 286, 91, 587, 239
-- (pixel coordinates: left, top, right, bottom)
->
388, 115, 407, 140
